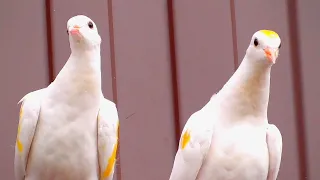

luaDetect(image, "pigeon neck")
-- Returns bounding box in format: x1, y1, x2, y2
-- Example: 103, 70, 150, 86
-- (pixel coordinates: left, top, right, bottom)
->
70, 48, 101, 67
51, 48, 102, 95
218, 56, 271, 118
69, 49, 102, 77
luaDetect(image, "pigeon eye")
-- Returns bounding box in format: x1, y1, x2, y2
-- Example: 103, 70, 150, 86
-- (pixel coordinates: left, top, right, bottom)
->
66, 29, 69, 35
278, 43, 281, 49
253, 38, 259, 47
88, 21, 94, 29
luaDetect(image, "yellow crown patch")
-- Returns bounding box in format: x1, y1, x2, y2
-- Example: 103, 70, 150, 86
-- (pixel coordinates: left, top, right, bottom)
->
260, 30, 279, 38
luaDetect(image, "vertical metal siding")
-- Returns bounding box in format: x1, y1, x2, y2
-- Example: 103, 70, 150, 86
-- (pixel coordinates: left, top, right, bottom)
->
296, 1, 320, 179
286, 0, 308, 179
111, 1, 176, 180
0, 0, 49, 179
172, 0, 235, 127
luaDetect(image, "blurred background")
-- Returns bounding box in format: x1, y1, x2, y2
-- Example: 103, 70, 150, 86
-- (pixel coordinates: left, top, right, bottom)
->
0, 0, 318, 179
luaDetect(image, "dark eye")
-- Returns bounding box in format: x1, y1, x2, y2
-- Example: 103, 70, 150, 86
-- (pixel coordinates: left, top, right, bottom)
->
66, 29, 69, 35
88, 21, 94, 29
278, 43, 281, 49
254, 38, 259, 46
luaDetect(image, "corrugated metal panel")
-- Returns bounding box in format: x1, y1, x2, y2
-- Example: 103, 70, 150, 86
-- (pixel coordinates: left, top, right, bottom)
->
296, 0, 320, 179
172, 0, 235, 128
111, 1, 177, 179
0, 0, 49, 179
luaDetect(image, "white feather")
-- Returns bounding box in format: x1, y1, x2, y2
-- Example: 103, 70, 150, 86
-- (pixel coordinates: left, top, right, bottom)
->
169, 30, 283, 180
14, 15, 118, 180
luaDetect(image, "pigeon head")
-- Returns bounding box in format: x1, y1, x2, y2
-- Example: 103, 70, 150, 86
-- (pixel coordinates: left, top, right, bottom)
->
246, 30, 281, 65
67, 15, 101, 51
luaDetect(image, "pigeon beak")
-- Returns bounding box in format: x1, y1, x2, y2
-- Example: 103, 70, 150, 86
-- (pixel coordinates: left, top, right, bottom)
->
70, 25, 81, 35
264, 48, 275, 64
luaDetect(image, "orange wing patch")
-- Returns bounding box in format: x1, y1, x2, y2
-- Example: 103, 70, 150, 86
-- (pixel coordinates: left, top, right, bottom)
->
16, 105, 24, 153
101, 121, 119, 179
181, 130, 191, 150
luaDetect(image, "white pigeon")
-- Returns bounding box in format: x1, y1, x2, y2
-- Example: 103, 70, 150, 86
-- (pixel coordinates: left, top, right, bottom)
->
169, 30, 283, 180
14, 15, 119, 180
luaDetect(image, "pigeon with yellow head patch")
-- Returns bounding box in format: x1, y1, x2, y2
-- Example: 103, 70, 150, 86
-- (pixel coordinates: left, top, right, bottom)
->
169, 30, 282, 180
14, 15, 119, 180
